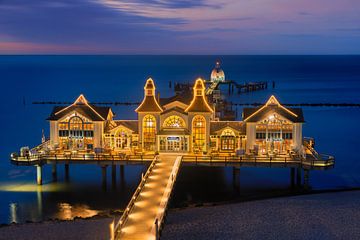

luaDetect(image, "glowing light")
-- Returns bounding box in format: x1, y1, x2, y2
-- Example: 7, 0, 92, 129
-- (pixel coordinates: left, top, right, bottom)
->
135, 78, 163, 112
185, 78, 214, 113
55, 94, 105, 120
244, 95, 297, 122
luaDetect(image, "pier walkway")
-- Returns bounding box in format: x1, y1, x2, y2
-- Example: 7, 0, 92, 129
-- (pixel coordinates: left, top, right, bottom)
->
114, 154, 182, 240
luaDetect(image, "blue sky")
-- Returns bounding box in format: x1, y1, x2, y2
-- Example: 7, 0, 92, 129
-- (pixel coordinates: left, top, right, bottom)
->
0, 0, 359, 54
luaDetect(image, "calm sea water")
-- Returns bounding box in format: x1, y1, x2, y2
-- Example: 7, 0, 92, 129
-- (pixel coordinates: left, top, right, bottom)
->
0, 55, 360, 224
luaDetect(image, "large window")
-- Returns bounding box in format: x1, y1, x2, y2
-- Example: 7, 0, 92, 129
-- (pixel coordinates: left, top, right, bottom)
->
192, 115, 206, 152
163, 115, 185, 128
115, 128, 130, 149
221, 129, 236, 151
57, 115, 94, 150
143, 115, 156, 151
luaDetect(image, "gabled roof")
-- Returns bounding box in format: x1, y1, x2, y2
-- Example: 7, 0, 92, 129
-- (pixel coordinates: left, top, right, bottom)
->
210, 121, 244, 135
161, 106, 188, 116
47, 94, 111, 121
243, 95, 304, 123
113, 120, 139, 133
136, 78, 163, 113
160, 91, 193, 106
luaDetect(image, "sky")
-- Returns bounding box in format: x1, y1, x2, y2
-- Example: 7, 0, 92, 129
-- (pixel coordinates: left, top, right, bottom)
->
0, 0, 359, 54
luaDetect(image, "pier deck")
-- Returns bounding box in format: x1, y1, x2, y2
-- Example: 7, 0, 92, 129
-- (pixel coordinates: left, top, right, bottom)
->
10, 152, 334, 170
114, 154, 182, 240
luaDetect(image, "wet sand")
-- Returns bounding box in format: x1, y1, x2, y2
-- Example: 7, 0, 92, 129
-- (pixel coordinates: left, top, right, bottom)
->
1, 191, 360, 240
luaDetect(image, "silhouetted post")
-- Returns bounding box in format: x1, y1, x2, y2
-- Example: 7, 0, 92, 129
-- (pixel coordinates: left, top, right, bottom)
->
119, 165, 125, 188
296, 168, 302, 187
111, 164, 116, 188
232, 167, 240, 191
272, 81, 275, 89
36, 165, 42, 185
304, 169, 310, 190
290, 168, 295, 188
65, 164, 70, 181
102, 165, 107, 189
52, 163, 57, 181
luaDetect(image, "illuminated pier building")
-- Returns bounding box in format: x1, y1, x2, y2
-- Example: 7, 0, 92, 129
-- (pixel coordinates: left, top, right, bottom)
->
47, 78, 304, 156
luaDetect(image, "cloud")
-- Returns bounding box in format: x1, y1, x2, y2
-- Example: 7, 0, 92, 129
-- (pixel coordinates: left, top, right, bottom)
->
0, 0, 360, 54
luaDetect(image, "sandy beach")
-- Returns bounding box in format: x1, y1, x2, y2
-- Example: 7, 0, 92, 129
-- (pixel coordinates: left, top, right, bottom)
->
1, 191, 360, 240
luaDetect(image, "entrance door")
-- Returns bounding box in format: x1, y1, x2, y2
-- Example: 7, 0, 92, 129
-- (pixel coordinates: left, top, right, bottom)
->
166, 136, 181, 151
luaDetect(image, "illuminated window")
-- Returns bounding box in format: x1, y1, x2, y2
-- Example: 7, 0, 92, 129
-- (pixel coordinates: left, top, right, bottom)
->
69, 116, 83, 130
143, 115, 156, 150
163, 116, 185, 128
192, 115, 206, 152
57, 115, 94, 150
114, 128, 130, 149
221, 129, 236, 151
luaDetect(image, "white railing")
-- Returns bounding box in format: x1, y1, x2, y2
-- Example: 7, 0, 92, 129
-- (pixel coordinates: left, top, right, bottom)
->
150, 156, 182, 240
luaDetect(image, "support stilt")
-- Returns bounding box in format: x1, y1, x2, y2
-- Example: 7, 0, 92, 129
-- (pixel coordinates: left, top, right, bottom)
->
112, 164, 116, 188
304, 169, 310, 190
119, 165, 125, 188
290, 168, 295, 188
102, 165, 108, 189
232, 167, 240, 191
65, 164, 70, 181
296, 168, 302, 187
36, 165, 42, 185
52, 163, 57, 181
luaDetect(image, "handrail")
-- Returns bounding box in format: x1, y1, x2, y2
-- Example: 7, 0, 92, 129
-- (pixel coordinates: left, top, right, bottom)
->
10, 152, 334, 169
10, 153, 154, 162
150, 156, 182, 240
113, 156, 159, 239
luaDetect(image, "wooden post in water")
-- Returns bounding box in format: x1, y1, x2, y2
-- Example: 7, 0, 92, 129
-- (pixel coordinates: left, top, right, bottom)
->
304, 169, 310, 190
36, 165, 42, 185
52, 163, 57, 181
296, 168, 302, 187
119, 165, 125, 188
101, 165, 108, 190
65, 164, 70, 181
111, 164, 116, 188
232, 167, 240, 191
290, 168, 295, 188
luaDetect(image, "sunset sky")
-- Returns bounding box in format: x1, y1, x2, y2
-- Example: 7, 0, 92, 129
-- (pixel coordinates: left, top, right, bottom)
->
0, 0, 359, 54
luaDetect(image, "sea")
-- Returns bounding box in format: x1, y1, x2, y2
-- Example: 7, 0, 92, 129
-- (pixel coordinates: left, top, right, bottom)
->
0, 55, 359, 224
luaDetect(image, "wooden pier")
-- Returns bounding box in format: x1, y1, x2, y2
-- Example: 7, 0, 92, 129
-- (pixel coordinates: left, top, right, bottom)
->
205, 80, 268, 95
10, 148, 334, 239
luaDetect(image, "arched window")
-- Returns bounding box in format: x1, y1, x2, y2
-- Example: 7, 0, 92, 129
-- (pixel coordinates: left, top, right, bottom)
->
69, 116, 83, 130
163, 115, 185, 128
69, 116, 83, 139
192, 115, 206, 152
115, 128, 130, 149
221, 129, 236, 151
143, 115, 156, 150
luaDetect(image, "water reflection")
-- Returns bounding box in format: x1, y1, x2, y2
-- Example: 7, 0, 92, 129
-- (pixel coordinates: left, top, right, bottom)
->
56, 203, 99, 220
9, 203, 17, 223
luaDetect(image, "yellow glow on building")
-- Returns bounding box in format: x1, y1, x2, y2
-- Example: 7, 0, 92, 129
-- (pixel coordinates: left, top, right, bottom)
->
244, 95, 297, 122
55, 94, 106, 120
185, 78, 214, 113
135, 78, 163, 113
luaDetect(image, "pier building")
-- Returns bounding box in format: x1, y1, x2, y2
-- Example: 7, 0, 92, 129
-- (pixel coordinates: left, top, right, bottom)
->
11, 76, 334, 240
45, 78, 303, 156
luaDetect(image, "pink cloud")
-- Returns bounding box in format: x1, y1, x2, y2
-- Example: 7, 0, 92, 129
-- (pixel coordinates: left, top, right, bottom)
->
0, 41, 102, 54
